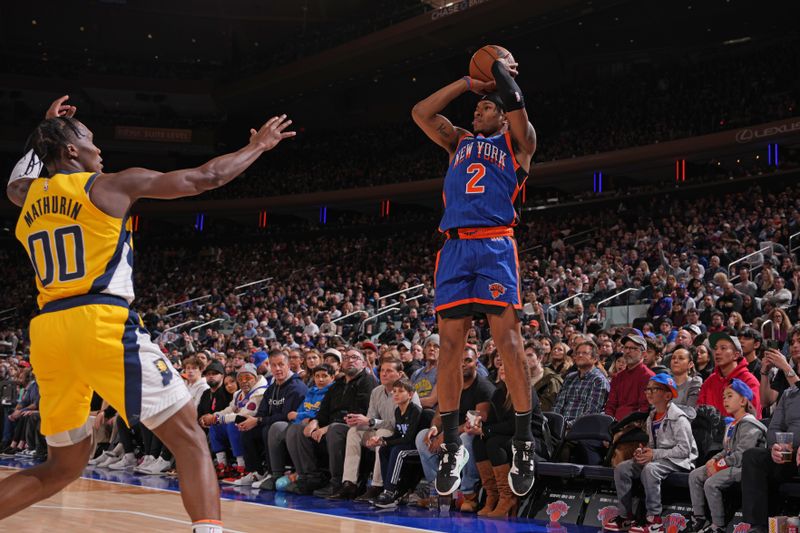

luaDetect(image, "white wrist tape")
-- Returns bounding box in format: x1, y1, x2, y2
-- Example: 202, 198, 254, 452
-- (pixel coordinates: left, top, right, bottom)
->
9, 150, 43, 184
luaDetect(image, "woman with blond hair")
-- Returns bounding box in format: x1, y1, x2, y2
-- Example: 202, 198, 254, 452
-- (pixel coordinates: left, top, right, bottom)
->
547, 342, 573, 377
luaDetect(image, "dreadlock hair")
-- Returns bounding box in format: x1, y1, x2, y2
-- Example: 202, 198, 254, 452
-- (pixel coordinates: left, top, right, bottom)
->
25, 117, 84, 174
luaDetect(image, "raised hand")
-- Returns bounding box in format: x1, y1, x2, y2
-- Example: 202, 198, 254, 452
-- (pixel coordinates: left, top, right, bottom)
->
249, 114, 296, 151
46, 95, 77, 119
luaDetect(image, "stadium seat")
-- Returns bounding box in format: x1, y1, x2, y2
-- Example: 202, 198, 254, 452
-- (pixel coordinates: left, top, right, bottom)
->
565, 413, 614, 442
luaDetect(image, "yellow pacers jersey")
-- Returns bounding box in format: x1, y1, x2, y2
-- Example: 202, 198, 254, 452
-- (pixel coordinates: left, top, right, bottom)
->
15, 171, 135, 309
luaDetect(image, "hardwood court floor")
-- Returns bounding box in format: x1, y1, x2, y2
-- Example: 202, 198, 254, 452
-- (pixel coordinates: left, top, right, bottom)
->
0, 467, 432, 533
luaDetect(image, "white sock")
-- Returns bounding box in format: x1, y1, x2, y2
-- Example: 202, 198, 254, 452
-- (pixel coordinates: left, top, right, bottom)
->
236, 456, 245, 468
215, 452, 227, 465
192, 520, 223, 533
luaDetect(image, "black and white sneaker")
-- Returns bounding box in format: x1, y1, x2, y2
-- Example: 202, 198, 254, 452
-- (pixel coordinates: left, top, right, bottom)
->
373, 489, 399, 509
435, 443, 469, 496
508, 440, 536, 496
688, 515, 709, 533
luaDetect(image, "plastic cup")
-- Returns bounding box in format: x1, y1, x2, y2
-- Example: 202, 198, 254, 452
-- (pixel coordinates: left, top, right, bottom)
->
776, 432, 794, 462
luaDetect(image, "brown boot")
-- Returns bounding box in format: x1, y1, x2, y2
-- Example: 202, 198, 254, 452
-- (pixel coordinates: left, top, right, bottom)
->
487, 464, 519, 518
459, 492, 479, 513
476, 460, 499, 516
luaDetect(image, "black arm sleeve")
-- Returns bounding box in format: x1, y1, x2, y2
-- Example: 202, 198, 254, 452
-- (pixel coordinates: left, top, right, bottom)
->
491, 61, 525, 111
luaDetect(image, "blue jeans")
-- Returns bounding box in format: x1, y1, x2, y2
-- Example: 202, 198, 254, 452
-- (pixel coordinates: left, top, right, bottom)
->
209, 422, 243, 457
414, 429, 479, 494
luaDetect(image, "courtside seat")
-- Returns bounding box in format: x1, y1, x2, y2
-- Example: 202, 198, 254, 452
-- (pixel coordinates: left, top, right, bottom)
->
664, 471, 690, 488
778, 479, 800, 499
582, 465, 615, 481
537, 461, 584, 478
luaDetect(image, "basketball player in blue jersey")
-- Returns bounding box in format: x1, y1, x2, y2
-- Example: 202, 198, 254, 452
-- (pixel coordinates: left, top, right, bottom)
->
3, 96, 294, 533
412, 57, 538, 499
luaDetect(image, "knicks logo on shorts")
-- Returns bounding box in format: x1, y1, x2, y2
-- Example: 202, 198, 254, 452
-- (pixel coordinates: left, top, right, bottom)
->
488, 282, 506, 299
154, 359, 173, 387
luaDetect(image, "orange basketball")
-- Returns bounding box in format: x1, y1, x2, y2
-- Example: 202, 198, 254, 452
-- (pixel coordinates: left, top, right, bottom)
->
469, 45, 513, 82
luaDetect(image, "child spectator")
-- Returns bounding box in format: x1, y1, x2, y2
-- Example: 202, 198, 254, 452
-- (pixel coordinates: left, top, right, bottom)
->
688, 379, 767, 533
372, 379, 423, 508
604, 374, 698, 533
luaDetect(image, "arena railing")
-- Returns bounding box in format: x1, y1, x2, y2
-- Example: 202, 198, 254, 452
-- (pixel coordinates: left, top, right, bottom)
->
727, 245, 772, 281
595, 288, 639, 328
790, 231, 800, 255
332, 284, 425, 325
546, 292, 589, 325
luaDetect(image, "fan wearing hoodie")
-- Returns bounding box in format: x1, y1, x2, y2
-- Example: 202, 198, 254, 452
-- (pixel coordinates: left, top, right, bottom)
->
689, 379, 767, 533
603, 374, 698, 533
697, 333, 762, 419
199, 364, 269, 482
236, 351, 307, 488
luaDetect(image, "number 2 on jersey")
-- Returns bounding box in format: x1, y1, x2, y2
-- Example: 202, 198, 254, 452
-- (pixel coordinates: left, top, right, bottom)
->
465, 163, 486, 194
27, 225, 86, 286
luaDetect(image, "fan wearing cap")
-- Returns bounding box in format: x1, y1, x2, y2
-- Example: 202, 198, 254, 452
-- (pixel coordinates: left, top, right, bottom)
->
688, 379, 767, 533
604, 334, 655, 422
697, 332, 762, 419
604, 374, 698, 533
198, 364, 269, 482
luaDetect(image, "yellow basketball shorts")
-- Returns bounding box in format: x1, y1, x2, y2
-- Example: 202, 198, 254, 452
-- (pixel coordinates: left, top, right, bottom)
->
29, 294, 190, 441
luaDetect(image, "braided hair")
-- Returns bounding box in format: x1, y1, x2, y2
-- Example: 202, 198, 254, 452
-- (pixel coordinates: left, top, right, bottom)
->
24, 117, 84, 174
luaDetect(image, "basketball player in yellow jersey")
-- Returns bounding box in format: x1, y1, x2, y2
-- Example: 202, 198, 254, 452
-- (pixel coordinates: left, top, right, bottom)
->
3, 96, 294, 533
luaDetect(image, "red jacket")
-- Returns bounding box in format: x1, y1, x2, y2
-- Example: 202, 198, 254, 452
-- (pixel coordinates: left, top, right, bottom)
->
697, 358, 762, 418
605, 361, 654, 420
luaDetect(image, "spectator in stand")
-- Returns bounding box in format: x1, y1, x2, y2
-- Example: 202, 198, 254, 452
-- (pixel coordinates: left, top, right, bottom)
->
286, 347, 377, 496
414, 348, 494, 508
697, 333, 762, 418
644, 338, 669, 375
526, 341, 562, 412
302, 350, 322, 386
323, 348, 342, 376
763, 277, 792, 309
716, 283, 743, 318
685, 310, 707, 335
605, 334, 655, 421
759, 326, 800, 411
647, 287, 672, 324
707, 312, 726, 334
368, 378, 425, 510
199, 364, 269, 480
410, 334, 439, 409
734, 268, 758, 299
472, 359, 549, 517
739, 329, 763, 377
548, 342, 573, 377
669, 347, 702, 418
603, 374, 698, 533
689, 379, 767, 533
552, 341, 609, 428
197, 360, 231, 422
740, 373, 800, 532
233, 350, 307, 488
330, 358, 418, 501
699, 295, 720, 328
766, 308, 793, 347
397, 340, 421, 377
694, 343, 715, 382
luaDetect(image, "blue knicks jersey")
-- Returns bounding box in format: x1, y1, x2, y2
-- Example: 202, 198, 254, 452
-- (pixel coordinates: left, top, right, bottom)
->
439, 131, 528, 231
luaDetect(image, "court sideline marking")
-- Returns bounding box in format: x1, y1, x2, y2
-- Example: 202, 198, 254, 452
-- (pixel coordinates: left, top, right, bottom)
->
31, 504, 247, 533
1, 466, 436, 533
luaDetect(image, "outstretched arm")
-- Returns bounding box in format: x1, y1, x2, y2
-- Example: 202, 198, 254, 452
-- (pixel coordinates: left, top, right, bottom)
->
91, 115, 295, 217
411, 77, 495, 156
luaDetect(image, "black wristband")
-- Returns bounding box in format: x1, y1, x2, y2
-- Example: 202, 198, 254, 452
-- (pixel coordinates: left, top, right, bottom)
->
491, 61, 525, 111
